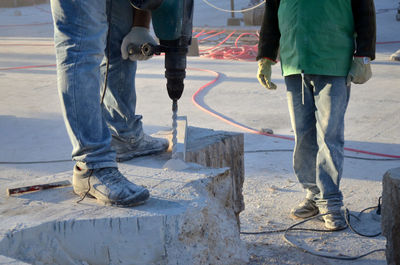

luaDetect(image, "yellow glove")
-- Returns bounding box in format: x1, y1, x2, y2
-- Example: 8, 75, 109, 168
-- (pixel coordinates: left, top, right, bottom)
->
257, 58, 277, 90
347, 57, 372, 85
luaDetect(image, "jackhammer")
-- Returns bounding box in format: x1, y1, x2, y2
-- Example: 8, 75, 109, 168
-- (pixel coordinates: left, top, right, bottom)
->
129, 0, 194, 157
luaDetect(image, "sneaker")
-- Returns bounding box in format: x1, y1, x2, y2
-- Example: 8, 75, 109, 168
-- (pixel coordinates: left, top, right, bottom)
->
112, 134, 169, 162
321, 209, 347, 230
290, 198, 319, 219
73, 166, 150, 206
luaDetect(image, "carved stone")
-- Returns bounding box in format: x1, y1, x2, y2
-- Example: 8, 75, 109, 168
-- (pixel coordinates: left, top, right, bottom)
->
382, 167, 400, 265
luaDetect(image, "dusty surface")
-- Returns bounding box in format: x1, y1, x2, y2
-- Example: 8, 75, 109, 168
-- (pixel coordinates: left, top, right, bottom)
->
0, 0, 399, 264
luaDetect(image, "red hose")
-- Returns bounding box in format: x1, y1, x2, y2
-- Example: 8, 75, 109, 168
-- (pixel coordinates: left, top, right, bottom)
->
198, 30, 226, 43
0, 54, 398, 159
189, 67, 400, 159
0, 64, 56, 71
199, 31, 236, 52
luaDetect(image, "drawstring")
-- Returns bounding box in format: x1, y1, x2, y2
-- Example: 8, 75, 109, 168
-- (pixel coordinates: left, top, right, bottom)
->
301, 73, 305, 105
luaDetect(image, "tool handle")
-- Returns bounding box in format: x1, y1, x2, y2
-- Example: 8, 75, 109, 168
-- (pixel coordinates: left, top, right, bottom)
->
7, 180, 71, 196
128, 43, 162, 56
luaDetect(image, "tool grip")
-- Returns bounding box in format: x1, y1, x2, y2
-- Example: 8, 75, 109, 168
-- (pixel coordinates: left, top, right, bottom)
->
128, 43, 160, 57
7, 180, 71, 196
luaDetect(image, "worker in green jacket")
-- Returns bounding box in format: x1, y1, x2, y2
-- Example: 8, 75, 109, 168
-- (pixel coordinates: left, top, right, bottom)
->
257, 0, 376, 230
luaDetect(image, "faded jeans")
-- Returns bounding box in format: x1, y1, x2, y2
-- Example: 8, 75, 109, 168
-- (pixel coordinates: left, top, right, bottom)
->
285, 74, 350, 211
51, 0, 143, 169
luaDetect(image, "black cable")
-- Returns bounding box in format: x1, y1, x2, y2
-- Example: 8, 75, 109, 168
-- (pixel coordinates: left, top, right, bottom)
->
282, 214, 385, 260
244, 149, 293, 153
344, 208, 381, 238
100, 0, 113, 105
241, 199, 385, 260
1, 149, 398, 165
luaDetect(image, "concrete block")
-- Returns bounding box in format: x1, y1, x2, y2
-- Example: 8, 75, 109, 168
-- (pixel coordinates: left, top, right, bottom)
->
382, 167, 400, 265
227, 18, 241, 26
242, 5, 265, 26
185, 127, 245, 218
0, 129, 248, 265
188, 38, 199, 57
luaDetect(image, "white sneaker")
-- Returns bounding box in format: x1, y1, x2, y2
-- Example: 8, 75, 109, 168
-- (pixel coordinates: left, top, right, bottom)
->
73, 166, 149, 206
112, 134, 169, 162
320, 209, 347, 231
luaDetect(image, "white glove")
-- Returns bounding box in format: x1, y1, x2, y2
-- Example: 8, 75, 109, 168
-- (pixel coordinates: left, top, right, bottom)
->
121, 27, 157, 61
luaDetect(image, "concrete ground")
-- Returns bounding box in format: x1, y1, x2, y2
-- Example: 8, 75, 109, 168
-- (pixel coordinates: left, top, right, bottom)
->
0, 1, 399, 264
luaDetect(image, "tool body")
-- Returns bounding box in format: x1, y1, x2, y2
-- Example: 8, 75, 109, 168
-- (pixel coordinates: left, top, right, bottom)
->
129, 0, 194, 158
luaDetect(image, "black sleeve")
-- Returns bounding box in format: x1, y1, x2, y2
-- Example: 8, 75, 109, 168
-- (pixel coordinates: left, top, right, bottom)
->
351, 0, 376, 60
256, 0, 281, 61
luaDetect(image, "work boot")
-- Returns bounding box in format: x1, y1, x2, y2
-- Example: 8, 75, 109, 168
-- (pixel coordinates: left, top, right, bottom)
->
111, 133, 169, 162
321, 209, 347, 231
112, 133, 169, 162
73, 166, 150, 207
290, 198, 319, 219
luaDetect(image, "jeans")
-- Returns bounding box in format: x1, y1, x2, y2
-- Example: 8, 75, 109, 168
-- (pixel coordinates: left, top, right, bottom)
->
285, 74, 350, 211
51, 0, 143, 169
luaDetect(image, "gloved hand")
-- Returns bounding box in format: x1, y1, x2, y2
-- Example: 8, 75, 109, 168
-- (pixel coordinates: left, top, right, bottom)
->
346, 57, 372, 85
121, 27, 157, 61
257, 58, 277, 90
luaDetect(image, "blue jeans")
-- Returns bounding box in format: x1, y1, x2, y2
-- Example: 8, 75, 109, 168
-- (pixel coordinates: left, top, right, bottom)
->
51, 0, 143, 169
285, 74, 350, 211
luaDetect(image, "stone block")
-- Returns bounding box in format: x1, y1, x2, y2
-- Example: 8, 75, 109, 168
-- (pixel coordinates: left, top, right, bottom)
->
185, 127, 245, 218
382, 167, 400, 265
242, 5, 264, 26
0, 128, 248, 265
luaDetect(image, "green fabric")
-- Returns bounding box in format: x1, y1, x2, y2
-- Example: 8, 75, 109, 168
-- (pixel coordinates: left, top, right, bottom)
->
278, 0, 355, 76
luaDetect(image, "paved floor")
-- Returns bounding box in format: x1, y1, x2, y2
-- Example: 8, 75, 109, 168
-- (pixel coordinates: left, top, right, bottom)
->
0, 2, 399, 264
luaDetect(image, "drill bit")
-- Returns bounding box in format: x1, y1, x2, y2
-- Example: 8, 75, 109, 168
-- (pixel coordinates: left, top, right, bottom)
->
171, 99, 178, 159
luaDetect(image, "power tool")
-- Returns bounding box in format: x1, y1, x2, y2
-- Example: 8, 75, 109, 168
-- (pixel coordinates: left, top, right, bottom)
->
129, 0, 194, 158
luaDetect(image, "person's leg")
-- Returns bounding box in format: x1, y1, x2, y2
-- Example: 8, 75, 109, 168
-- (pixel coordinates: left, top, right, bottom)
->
311, 75, 350, 212
51, 0, 116, 169
286, 75, 320, 194
285, 74, 320, 218
100, 0, 143, 141
51, 0, 149, 205
101, 0, 168, 162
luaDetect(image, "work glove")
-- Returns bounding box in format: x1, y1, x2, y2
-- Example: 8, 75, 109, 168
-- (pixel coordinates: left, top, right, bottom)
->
121, 27, 157, 61
257, 58, 277, 90
346, 57, 372, 86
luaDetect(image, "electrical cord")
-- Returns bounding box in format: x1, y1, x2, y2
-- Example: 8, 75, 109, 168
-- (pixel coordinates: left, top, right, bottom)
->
201, 0, 266, 13
241, 199, 385, 260
100, 0, 113, 105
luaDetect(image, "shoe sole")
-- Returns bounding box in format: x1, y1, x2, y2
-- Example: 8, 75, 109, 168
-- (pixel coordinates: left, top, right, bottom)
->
324, 223, 348, 231
290, 210, 319, 220
74, 189, 150, 207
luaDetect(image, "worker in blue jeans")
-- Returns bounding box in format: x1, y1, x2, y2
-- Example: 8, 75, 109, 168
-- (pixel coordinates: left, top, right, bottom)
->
257, 0, 376, 230
50, 0, 168, 206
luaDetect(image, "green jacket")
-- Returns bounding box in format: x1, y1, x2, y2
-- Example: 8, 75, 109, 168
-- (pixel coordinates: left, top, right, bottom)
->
257, 0, 376, 77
